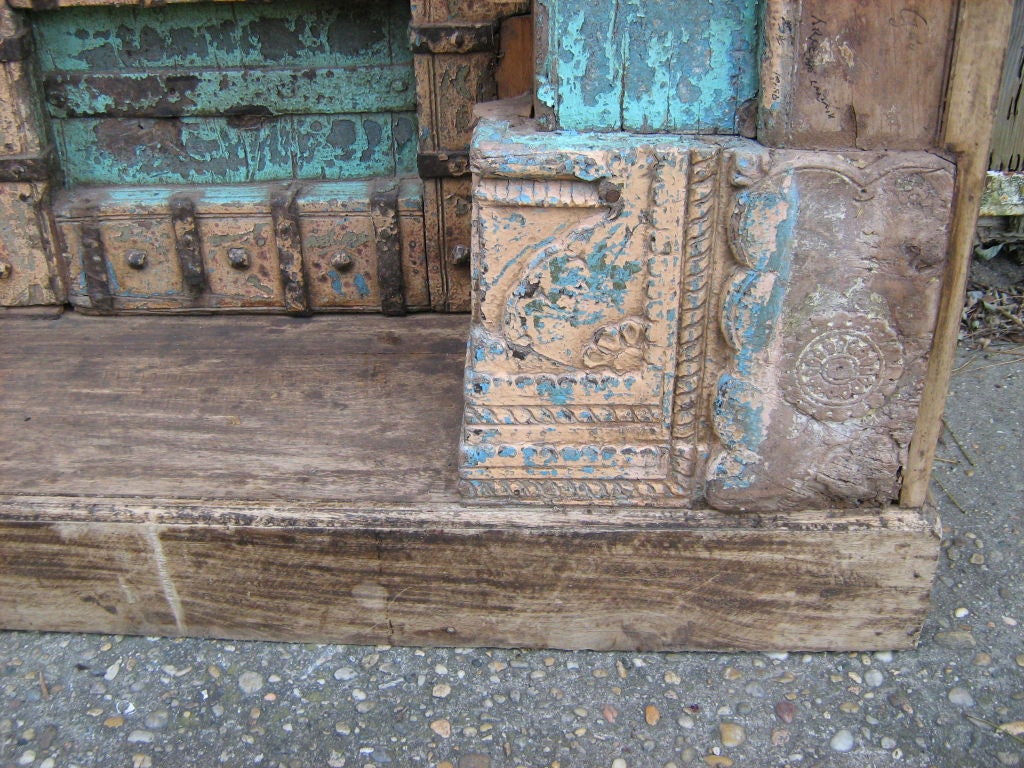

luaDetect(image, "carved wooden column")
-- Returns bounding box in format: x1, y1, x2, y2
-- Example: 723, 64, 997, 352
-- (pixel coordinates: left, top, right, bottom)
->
460, 0, 1006, 519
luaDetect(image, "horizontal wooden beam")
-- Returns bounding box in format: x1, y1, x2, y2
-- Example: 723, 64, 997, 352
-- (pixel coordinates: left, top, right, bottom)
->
43, 66, 416, 119
0, 495, 939, 651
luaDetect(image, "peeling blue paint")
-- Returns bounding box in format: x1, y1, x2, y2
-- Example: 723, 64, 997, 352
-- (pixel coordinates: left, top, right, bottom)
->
538, 0, 758, 132
353, 274, 371, 298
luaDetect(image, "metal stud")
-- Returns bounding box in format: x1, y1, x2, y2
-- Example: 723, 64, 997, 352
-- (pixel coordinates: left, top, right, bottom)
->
451, 244, 470, 267
330, 252, 354, 271
228, 247, 251, 270
0, 261, 11, 280
126, 250, 147, 270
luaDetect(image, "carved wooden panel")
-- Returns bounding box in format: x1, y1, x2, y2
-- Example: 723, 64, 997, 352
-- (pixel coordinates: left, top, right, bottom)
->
460, 119, 954, 510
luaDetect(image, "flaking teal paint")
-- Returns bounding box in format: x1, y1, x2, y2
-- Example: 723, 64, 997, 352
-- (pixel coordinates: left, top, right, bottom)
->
32, 0, 416, 186
55, 113, 416, 186
537, 0, 759, 133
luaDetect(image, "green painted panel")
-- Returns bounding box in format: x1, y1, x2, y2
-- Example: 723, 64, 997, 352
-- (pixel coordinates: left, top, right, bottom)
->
44, 65, 416, 118
56, 112, 416, 185
31, 0, 410, 72
535, 0, 759, 133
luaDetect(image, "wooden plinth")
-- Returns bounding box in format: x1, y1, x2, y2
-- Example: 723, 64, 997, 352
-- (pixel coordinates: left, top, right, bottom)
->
0, 314, 939, 651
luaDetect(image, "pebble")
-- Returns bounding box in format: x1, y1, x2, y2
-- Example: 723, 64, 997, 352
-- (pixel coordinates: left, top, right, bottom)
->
334, 667, 357, 681
948, 687, 975, 707
774, 701, 796, 724
954, 607, 970, 618
702, 756, 732, 767
238, 671, 264, 694
429, 719, 452, 738
829, 729, 855, 752
334, 722, 351, 736
864, 669, 884, 688
719, 722, 745, 747
38, 759, 54, 768
126, 730, 154, 744
645, 705, 661, 726
16, 751, 35, 766
880, 737, 897, 750
677, 714, 695, 729
432, 683, 452, 698
144, 710, 169, 730
934, 631, 976, 649
973, 653, 993, 666
1017, 654, 1024, 668
998, 752, 1021, 766
103, 716, 125, 728
612, 760, 628, 768
664, 671, 681, 685
874, 651, 893, 663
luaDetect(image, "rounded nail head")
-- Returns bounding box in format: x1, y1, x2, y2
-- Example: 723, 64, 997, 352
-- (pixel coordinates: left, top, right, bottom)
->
228, 248, 251, 270
451, 244, 470, 267
599, 180, 622, 203
330, 253, 354, 271
0, 261, 11, 279
126, 250, 147, 270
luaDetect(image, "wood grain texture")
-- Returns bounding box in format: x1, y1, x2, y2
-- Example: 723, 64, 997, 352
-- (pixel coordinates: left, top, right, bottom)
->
758, 0, 958, 150
0, 314, 467, 502
902, 0, 1015, 507
0, 495, 939, 651
988, 0, 1024, 170
496, 14, 532, 99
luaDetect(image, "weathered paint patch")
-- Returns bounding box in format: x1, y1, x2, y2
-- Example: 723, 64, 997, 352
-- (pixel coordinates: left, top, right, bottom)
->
55, 113, 416, 186
536, 0, 759, 132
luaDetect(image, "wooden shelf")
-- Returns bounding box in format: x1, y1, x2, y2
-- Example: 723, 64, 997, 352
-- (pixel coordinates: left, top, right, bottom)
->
0, 314, 939, 651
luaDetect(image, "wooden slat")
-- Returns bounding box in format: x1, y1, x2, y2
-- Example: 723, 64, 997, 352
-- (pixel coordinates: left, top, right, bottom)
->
496, 13, 533, 99
29, 1, 408, 72
52, 113, 417, 186
42, 66, 416, 119
0, 314, 467, 502
989, 0, 1024, 170
0, 495, 939, 651
901, 0, 1015, 507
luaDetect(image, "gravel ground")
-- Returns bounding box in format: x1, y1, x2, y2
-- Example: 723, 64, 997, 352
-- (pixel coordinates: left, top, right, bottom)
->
1, 347, 1022, 768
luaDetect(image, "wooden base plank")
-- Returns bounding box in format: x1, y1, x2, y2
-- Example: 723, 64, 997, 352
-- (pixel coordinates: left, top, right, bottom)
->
0, 313, 939, 650
0, 496, 939, 651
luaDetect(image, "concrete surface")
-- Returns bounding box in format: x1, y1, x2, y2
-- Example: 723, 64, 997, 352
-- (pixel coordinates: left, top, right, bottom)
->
1, 345, 1022, 768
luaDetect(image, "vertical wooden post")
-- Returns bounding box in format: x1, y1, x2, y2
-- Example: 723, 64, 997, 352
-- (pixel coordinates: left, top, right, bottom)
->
901, 0, 1015, 507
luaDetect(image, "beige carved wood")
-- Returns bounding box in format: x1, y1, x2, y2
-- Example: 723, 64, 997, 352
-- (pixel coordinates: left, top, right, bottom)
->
460, 117, 954, 511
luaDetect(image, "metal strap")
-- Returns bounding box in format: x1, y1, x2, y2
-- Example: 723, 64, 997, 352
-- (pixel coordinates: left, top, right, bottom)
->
370, 180, 405, 317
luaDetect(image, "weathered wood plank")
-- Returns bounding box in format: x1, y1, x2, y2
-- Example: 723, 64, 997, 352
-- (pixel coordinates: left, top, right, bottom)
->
0, 314, 467, 501
43, 66, 416, 119
53, 113, 417, 185
902, 0, 1015, 507
534, 0, 759, 133
30, 0, 408, 72
758, 0, 958, 150
0, 496, 939, 651
989, 0, 1024, 170
496, 14, 532, 100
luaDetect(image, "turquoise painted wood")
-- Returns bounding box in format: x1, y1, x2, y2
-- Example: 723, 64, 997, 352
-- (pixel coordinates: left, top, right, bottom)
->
31, 0, 416, 185
535, 0, 760, 133
44, 66, 415, 119
31, 0, 410, 71
54, 114, 417, 186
